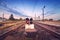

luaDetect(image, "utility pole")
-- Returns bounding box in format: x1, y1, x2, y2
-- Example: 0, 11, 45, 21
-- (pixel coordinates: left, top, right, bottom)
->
42, 5, 45, 21
38, 16, 40, 20
35, 13, 36, 20
2, 13, 4, 22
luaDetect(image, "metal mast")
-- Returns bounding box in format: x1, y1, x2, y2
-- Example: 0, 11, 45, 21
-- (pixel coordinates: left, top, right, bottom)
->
2, 13, 4, 22
35, 13, 36, 20
42, 5, 45, 21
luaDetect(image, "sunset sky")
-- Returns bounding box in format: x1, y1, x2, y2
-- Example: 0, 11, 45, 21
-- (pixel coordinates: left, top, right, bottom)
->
0, 0, 60, 20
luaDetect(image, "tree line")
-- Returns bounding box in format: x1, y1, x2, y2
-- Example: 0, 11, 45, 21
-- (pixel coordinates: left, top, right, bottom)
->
9, 14, 23, 21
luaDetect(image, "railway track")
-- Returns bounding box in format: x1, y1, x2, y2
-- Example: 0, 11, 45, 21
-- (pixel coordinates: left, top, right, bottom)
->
0, 22, 25, 40
3, 24, 25, 40
34, 22, 60, 40
0, 21, 60, 40
36, 21, 60, 33
0, 21, 25, 29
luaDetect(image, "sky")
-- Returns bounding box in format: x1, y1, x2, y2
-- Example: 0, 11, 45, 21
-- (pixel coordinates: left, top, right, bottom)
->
0, 0, 60, 20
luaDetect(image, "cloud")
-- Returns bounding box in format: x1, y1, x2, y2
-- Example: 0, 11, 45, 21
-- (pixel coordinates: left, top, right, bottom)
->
0, 9, 20, 19
0, 2, 29, 17
45, 13, 60, 20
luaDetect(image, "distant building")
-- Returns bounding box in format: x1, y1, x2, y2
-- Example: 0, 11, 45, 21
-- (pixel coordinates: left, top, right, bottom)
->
38, 16, 40, 20
0, 17, 7, 22
0, 17, 2, 22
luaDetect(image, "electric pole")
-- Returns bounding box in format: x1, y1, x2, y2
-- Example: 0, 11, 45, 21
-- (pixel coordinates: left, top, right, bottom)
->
42, 5, 45, 21
2, 13, 4, 22
38, 16, 40, 20
35, 13, 36, 20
